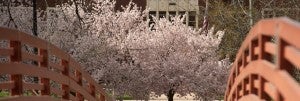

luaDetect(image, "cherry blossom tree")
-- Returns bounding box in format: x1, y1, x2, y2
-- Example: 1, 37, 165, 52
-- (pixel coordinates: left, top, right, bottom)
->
0, 0, 230, 100
124, 16, 229, 100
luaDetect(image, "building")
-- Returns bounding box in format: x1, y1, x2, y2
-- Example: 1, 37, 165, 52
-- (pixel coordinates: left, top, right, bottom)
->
115, 0, 204, 29
147, 0, 201, 29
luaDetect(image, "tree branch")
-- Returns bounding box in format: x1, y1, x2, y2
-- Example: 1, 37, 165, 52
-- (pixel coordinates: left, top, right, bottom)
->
6, 0, 18, 29
72, 0, 84, 28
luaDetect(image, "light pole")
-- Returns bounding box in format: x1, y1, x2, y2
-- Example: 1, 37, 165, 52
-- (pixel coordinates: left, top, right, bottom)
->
202, 0, 209, 34
249, 0, 253, 26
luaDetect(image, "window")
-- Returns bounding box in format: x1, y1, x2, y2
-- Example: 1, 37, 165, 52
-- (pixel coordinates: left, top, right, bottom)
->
169, 0, 176, 5
169, 3, 176, 5
159, 11, 166, 19
149, 11, 156, 28
149, 11, 156, 21
188, 11, 196, 27
179, 11, 186, 24
169, 11, 176, 16
179, 11, 186, 16
168, 11, 176, 20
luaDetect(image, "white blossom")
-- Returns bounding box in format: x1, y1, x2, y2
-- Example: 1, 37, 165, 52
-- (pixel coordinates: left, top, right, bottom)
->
0, 0, 230, 100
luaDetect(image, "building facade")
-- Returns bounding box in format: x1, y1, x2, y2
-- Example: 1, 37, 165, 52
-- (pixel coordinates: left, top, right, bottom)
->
147, 0, 200, 29
115, 0, 202, 29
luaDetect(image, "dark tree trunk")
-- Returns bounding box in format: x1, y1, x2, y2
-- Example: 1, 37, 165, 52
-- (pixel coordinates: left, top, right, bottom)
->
32, 0, 37, 36
119, 96, 123, 101
167, 89, 175, 101
32, 0, 39, 83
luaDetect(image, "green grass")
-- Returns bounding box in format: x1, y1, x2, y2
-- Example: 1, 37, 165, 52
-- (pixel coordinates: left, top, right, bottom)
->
0, 91, 9, 97
117, 95, 133, 100
0, 90, 39, 97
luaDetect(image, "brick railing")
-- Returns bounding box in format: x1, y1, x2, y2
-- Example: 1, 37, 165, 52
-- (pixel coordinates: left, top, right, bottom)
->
0, 27, 112, 101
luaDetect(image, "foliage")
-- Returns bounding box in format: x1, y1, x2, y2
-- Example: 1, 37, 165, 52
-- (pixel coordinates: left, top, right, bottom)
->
0, 91, 9, 98
116, 95, 133, 100
209, 1, 252, 62
210, 0, 300, 62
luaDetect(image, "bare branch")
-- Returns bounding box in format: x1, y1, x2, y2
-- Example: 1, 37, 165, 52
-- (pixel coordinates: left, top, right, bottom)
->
72, 0, 84, 28
6, 0, 18, 29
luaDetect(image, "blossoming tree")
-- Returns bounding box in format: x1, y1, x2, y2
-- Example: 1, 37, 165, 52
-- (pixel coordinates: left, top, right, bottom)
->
0, 0, 230, 100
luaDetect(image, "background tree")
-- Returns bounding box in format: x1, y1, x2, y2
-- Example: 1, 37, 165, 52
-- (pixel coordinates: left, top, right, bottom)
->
210, 0, 300, 61
210, 0, 300, 86
210, 1, 251, 61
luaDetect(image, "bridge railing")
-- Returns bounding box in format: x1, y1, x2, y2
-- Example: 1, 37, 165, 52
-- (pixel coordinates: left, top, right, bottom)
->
0, 27, 112, 101
225, 17, 300, 101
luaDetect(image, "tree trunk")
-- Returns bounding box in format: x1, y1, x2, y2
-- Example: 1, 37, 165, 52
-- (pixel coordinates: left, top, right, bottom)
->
167, 89, 175, 101
32, 0, 37, 36
119, 96, 123, 101
32, 0, 39, 84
